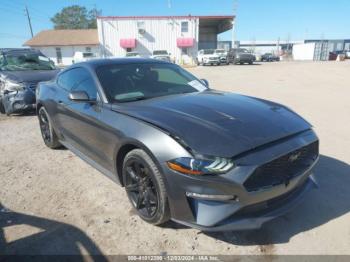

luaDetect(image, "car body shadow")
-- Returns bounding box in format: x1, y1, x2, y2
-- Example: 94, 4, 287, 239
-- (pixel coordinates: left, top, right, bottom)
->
0, 203, 107, 260
205, 155, 350, 245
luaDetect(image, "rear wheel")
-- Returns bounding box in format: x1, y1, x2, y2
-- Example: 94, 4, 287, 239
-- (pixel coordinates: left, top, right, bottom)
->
123, 149, 170, 225
38, 107, 61, 149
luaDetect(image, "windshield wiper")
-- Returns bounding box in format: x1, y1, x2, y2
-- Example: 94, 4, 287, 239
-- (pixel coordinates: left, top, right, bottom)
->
116, 96, 148, 103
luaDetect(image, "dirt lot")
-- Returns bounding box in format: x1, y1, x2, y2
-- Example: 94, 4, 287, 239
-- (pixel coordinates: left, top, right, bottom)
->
1, 61, 350, 256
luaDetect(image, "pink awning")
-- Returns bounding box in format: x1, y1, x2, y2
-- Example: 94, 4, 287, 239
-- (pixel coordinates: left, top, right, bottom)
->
120, 38, 136, 48
177, 38, 194, 47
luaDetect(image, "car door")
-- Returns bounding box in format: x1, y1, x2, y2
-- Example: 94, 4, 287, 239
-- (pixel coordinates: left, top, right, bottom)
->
56, 67, 112, 170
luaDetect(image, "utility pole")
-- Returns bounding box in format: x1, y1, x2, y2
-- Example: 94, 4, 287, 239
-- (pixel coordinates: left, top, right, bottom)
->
25, 5, 33, 37
231, 0, 238, 48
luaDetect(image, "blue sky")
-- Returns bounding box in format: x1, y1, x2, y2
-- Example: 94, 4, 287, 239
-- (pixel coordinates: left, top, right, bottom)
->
0, 0, 349, 48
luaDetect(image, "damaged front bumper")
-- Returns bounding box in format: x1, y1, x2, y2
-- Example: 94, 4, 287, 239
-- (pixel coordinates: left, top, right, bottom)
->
162, 130, 319, 231
1, 88, 36, 115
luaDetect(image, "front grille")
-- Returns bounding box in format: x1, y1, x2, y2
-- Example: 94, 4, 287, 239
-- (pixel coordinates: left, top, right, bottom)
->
243, 141, 319, 192
234, 178, 308, 218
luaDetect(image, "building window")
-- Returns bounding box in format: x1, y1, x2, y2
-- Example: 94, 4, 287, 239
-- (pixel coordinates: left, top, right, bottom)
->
345, 43, 350, 50
55, 47, 62, 64
86, 47, 91, 52
137, 21, 146, 35
126, 48, 132, 52
181, 21, 188, 33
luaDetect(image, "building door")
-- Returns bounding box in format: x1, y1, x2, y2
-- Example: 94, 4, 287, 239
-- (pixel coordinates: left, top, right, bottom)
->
56, 47, 62, 64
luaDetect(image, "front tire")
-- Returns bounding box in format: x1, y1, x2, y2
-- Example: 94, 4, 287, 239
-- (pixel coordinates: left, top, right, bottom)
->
0, 100, 5, 114
38, 107, 61, 149
123, 149, 170, 225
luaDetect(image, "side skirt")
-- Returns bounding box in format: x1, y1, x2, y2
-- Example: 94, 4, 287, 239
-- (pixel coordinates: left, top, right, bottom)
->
59, 140, 121, 185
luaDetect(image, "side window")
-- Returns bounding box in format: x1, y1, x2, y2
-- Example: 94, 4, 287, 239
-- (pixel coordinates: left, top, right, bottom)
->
58, 68, 97, 99
73, 73, 97, 100
57, 71, 73, 91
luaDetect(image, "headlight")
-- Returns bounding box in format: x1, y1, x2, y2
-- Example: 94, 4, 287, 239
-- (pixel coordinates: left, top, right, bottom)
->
0, 76, 25, 92
167, 157, 235, 175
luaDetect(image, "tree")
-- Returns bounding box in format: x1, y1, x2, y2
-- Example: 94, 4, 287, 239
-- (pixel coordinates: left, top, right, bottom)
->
51, 5, 101, 29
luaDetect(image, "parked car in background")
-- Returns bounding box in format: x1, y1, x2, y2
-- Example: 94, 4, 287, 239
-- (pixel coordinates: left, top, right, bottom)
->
214, 49, 229, 65
345, 50, 350, 59
37, 58, 319, 231
151, 50, 171, 62
261, 53, 280, 62
254, 53, 262, 62
73, 51, 97, 63
197, 49, 220, 66
228, 48, 255, 65
329, 50, 346, 61
125, 52, 141, 58
0, 48, 59, 115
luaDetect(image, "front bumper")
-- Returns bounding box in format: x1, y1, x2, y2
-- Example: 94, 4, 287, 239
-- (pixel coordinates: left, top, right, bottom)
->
1, 88, 36, 114
161, 130, 319, 231
203, 58, 220, 64
173, 175, 317, 231
235, 56, 254, 63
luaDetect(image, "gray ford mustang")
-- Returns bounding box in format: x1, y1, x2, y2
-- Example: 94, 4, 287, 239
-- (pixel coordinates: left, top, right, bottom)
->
36, 58, 319, 231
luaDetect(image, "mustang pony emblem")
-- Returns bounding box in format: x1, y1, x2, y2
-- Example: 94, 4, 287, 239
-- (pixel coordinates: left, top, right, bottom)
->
288, 151, 301, 162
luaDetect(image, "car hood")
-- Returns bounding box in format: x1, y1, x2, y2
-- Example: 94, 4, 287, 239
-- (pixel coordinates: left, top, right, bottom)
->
152, 55, 170, 58
238, 53, 255, 58
112, 91, 311, 157
0, 69, 59, 84
203, 54, 219, 58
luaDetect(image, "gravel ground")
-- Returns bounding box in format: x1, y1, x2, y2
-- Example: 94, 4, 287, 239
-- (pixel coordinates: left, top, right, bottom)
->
1, 61, 349, 256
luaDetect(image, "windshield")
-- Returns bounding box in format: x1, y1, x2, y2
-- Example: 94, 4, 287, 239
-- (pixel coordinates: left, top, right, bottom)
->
0, 52, 55, 71
96, 63, 207, 103
203, 49, 215, 54
237, 49, 249, 53
153, 50, 168, 55
215, 50, 226, 54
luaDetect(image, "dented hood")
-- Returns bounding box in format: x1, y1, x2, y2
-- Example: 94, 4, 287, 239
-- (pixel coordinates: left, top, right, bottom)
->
0, 70, 59, 84
112, 91, 311, 157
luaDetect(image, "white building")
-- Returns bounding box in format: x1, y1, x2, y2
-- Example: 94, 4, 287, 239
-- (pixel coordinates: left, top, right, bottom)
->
97, 15, 233, 63
24, 29, 100, 66
237, 40, 304, 55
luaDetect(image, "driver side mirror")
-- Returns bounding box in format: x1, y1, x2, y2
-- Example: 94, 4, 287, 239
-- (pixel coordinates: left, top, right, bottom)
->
200, 79, 209, 88
69, 91, 96, 103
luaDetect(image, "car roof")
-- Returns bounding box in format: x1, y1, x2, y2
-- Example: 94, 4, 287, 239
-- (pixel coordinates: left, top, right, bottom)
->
0, 48, 40, 54
68, 58, 170, 70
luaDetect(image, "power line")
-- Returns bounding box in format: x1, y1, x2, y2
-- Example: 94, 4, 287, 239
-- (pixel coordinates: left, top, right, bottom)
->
1, 0, 51, 24
0, 5, 48, 23
4, 0, 52, 19
0, 33, 28, 39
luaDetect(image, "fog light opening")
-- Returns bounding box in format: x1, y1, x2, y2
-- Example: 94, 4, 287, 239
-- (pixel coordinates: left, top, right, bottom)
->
186, 192, 239, 202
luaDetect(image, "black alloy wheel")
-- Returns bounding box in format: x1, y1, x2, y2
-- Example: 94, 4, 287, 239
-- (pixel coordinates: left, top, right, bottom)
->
125, 159, 159, 218
123, 149, 170, 225
39, 108, 51, 143
38, 107, 61, 149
